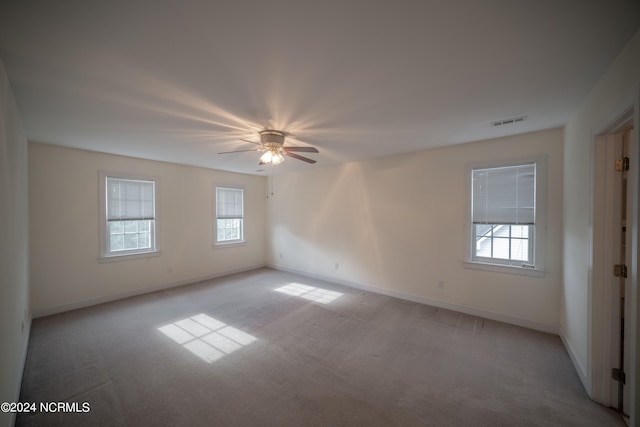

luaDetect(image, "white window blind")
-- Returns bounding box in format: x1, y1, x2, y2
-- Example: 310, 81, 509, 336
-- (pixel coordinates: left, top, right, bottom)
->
107, 177, 155, 221
216, 187, 243, 220
472, 163, 535, 225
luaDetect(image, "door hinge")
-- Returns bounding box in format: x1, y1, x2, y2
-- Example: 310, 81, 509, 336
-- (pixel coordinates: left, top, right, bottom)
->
612, 368, 626, 384
614, 264, 628, 278
615, 157, 629, 172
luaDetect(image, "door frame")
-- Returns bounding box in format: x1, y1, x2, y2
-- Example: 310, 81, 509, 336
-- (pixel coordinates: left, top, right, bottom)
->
589, 93, 639, 424
591, 110, 633, 406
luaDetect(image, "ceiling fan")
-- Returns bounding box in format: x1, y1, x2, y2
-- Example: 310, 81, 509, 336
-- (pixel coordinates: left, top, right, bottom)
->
219, 130, 319, 165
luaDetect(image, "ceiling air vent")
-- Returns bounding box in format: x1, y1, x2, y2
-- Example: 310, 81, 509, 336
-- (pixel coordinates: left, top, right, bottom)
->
491, 116, 527, 127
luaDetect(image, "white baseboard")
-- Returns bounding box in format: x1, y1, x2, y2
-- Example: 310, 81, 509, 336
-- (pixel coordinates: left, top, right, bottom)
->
269, 264, 560, 335
32, 261, 561, 334
32, 264, 266, 318
559, 328, 589, 392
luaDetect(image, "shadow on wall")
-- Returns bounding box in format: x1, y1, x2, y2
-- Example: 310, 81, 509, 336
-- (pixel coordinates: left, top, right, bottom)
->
270, 162, 389, 283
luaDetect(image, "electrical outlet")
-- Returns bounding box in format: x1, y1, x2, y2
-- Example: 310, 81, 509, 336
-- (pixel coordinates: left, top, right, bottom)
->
335, 262, 339, 270
167, 266, 173, 273
438, 281, 444, 289
279, 253, 283, 260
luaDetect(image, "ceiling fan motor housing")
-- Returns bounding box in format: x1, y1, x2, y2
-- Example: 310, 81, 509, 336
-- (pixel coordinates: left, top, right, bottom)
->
260, 130, 285, 146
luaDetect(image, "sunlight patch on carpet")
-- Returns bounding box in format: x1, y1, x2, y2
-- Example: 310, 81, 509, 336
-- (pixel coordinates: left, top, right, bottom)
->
158, 313, 257, 363
275, 283, 343, 304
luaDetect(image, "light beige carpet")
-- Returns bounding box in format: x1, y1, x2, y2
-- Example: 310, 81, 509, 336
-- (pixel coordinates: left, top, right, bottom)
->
17, 268, 623, 426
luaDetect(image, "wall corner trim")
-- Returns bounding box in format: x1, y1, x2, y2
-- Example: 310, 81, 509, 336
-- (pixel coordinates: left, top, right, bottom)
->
560, 327, 589, 394
9, 315, 32, 427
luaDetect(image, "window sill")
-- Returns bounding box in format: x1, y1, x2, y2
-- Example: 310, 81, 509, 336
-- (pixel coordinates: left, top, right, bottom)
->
98, 250, 161, 264
463, 260, 546, 278
212, 241, 246, 249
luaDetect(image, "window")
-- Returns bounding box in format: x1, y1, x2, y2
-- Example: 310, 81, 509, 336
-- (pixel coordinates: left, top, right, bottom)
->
468, 158, 546, 273
215, 187, 244, 245
473, 224, 532, 264
99, 174, 158, 260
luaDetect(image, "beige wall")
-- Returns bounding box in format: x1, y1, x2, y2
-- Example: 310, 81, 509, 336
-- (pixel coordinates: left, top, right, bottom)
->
562, 28, 640, 406
0, 58, 30, 427
267, 128, 563, 332
29, 143, 267, 316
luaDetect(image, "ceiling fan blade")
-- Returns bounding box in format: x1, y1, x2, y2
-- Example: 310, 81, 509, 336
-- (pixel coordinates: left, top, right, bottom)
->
240, 138, 262, 145
286, 152, 316, 164
284, 146, 319, 153
218, 149, 260, 154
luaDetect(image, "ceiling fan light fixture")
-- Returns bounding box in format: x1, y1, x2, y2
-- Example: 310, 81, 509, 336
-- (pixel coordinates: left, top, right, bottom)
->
259, 134, 286, 165
220, 129, 317, 166
259, 148, 285, 165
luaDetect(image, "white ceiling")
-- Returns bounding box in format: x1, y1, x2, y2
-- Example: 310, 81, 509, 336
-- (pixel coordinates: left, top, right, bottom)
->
1, 1, 639, 175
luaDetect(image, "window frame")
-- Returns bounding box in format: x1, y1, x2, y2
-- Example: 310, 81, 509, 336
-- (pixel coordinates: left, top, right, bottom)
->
464, 155, 547, 277
98, 171, 161, 262
213, 186, 245, 247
